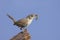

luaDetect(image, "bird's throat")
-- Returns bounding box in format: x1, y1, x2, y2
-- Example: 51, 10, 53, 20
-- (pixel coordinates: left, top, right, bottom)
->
27, 18, 33, 26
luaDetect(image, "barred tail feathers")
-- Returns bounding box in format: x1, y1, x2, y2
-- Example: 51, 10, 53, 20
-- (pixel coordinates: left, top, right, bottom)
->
7, 14, 16, 23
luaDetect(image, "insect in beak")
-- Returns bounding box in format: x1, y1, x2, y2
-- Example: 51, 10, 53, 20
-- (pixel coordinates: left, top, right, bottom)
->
35, 14, 38, 20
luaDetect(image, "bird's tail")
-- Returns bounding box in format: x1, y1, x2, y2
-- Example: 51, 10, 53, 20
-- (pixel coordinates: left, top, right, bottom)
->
7, 14, 16, 23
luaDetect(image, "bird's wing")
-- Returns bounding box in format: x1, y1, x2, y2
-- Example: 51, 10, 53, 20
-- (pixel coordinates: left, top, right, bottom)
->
17, 18, 28, 25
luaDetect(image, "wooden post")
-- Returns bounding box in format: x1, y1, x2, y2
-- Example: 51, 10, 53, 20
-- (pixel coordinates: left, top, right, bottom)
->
10, 29, 31, 40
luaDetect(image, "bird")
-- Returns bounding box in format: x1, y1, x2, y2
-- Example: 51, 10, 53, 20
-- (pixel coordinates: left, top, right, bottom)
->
7, 13, 38, 30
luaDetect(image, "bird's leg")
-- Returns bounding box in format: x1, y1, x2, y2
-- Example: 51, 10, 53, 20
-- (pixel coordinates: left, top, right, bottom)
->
20, 26, 26, 30
20, 27, 23, 30
20, 27, 25, 30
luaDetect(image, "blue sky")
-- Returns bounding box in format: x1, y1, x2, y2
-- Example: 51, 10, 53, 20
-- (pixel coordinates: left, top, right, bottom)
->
0, 0, 60, 40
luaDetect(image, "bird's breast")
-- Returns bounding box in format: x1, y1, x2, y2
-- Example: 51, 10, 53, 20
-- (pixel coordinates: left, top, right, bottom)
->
27, 19, 33, 26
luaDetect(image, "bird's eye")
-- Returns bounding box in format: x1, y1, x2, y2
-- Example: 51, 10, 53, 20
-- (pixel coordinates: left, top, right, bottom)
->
31, 15, 33, 17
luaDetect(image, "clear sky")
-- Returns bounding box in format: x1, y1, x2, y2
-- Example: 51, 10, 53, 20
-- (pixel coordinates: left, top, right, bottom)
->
0, 0, 60, 40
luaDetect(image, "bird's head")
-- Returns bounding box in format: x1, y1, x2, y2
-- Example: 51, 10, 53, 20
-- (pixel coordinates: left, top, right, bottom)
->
26, 14, 38, 20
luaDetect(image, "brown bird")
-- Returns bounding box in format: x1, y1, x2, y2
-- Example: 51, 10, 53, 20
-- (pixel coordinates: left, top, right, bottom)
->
7, 14, 38, 30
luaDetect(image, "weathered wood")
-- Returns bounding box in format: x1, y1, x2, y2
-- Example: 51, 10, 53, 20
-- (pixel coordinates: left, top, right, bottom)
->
10, 29, 31, 40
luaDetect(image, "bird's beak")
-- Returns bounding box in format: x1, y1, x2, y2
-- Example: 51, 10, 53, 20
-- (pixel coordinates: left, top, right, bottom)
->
35, 14, 38, 20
